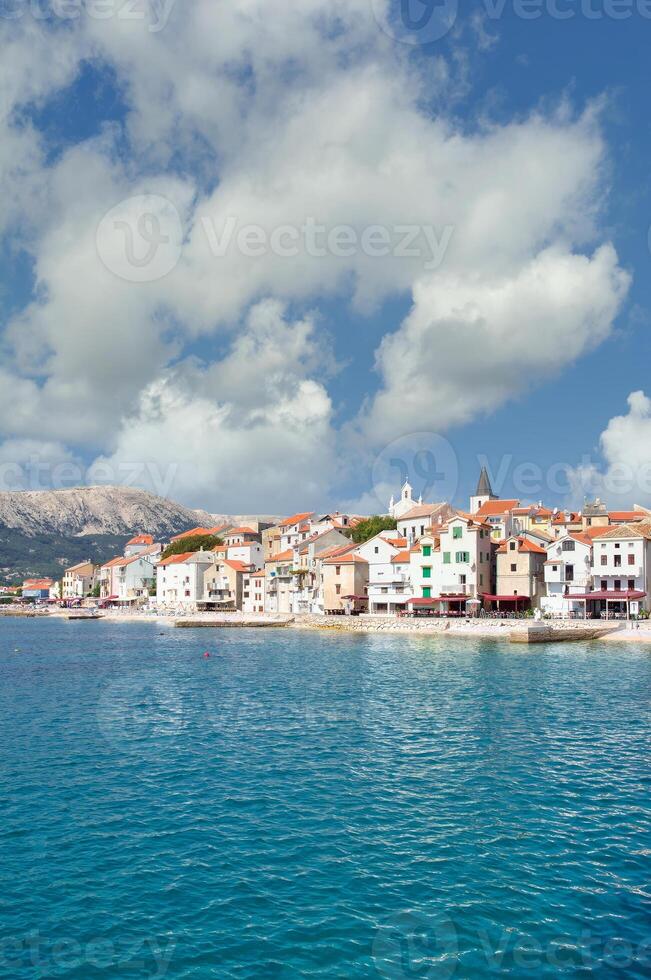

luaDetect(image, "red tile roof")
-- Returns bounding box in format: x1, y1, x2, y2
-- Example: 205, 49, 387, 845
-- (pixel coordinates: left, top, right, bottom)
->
279, 512, 314, 528
267, 549, 294, 562
126, 534, 154, 546
475, 499, 520, 518
171, 527, 213, 541
158, 552, 196, 567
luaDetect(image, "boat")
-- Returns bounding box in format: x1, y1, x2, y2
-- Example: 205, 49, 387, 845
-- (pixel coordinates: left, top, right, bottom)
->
66, 609, 104, 621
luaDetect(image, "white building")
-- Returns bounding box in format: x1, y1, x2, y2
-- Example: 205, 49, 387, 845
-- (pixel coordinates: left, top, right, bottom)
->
587, 523, 651, 616
242, 570, 266, 614
542, 532, 593, 617
422, 513, 495, 599
100, 555, 156, 604
227, 541, 264, 570
355, 531, 411, 614
396, 502, 453, 546
278, 512, 316, 551
155, 551, 217, 610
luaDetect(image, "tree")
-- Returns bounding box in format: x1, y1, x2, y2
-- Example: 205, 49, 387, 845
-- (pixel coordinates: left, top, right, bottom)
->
348, 516, 397, 544
160, 535, 223, 561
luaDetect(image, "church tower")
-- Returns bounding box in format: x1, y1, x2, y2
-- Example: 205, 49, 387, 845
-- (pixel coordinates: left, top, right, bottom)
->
470, 466, 496, 513
389, 480, 415, 519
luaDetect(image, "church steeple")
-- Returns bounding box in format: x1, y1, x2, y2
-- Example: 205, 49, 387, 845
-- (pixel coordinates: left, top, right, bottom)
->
476, 466, 493, 498
470, 465, 497, 513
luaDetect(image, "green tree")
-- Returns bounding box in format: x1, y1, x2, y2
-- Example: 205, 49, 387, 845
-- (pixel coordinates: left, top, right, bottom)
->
160, 535, 223, 561
348, 516, 397, 544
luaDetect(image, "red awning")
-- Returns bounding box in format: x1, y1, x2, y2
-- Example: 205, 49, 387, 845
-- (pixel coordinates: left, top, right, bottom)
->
408, 597, 436, 606
568, 590, 646, 601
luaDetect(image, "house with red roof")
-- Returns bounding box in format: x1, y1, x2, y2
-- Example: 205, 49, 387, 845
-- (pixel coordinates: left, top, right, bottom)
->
542, 532, 594, 617
99, 555, 156, 604
493, 536, 547, 611
354, 530, 412, 615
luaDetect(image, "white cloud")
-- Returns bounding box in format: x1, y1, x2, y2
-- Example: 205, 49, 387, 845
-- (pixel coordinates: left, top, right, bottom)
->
0, 3, 634, 509
362, 244, 630, 443
91, 301, 339, 511
566, 392, 651, 509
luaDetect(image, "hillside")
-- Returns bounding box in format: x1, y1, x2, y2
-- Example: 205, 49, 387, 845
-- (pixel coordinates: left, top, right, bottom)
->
0, 486, 220, 583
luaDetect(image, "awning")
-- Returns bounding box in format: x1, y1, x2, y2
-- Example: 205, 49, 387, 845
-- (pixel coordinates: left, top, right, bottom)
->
408, 597, 436, 606
568, 590, 646, 601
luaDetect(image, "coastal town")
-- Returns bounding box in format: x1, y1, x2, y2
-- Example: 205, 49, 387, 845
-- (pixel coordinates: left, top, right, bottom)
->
5, 468, 651, 623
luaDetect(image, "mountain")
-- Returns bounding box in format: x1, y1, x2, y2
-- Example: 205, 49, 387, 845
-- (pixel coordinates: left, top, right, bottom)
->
0, 486, 220, 583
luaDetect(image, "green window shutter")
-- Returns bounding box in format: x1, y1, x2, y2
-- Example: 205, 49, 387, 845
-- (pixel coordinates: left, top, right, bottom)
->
443, 552, 451, 564
422, 545, 431, 557
453, 526, 462, 539
423, 566, 431, 579
422, 587, 431, 599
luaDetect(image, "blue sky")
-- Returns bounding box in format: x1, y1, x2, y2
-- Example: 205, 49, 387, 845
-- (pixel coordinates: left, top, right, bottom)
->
1, 1, 650, 515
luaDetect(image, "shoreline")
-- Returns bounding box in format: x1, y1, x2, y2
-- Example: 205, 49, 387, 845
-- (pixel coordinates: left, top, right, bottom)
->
3, 608, 651, 643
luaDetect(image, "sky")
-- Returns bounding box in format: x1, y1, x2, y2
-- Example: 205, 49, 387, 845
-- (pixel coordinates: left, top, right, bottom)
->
1, 0, 651, 516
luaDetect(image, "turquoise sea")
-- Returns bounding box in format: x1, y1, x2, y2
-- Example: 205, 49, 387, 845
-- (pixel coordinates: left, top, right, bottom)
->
1, 620, 650, 979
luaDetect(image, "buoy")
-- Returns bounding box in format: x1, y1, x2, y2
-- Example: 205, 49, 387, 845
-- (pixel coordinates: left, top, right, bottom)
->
204, 652, 210, 659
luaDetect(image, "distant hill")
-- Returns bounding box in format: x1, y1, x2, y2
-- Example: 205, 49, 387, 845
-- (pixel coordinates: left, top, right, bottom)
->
0, 486, 219, 583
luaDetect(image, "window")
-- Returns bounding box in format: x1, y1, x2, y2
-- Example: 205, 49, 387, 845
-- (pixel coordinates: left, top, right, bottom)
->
335, 566, 341, 575
615, 543, 620, 549
614, 581, 621, 591
601, 580, 607, 590
423, 566, 432, 579
374, 546, 379, 554
479, 574, 483, 586
601, 555, 607, 566
422, 545, 432, 557
628, 579, 635, 590
510, 564, 517, 572
628, 554, 635, 566
443, 552, 451, 564
422, 587, 431, 598
552, 565, 558, 572
614, 555, 621, 568
455, 551, 470, 563
420, 525, 425, 536
562, 540, 575, 551
565, 565, 574, 582
453, 526, 463, 539
510, 541, 516, 551
335, 584, 341, 595
460, 575, 466, 586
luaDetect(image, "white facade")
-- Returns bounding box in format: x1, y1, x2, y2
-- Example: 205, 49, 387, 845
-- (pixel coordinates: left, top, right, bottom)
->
228, 542, 263, 570
389, 481, 421, 520
434, 515, 493, 599
590, 525, 651, 611
242, 571, 266, 614
101, 556, 155, 603
356, 532, 411, 614
155, 552, 216, 610
541, 533, 592, 616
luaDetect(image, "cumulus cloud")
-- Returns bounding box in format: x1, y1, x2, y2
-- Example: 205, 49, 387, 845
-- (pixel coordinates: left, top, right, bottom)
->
0, 2, 634, 509
566, 392, 651, 509
362, 244, 630, 443
90, 301, 339, 511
